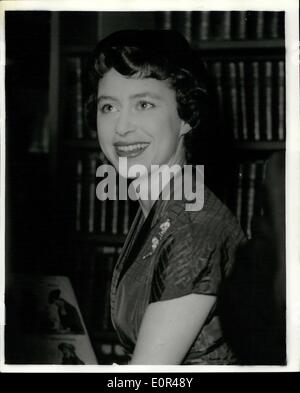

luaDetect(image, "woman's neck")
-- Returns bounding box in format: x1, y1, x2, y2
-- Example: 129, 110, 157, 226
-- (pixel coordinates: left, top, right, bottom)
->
133, 140, 186, 218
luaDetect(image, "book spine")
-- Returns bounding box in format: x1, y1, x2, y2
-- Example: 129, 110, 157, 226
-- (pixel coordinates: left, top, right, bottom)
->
96, 155, 109, 234
211, 11, 231, 40
223, 12, 232, 40
100, 199, 107, 233
253, 160, 267, 217
277, 12, 285, 39
245, 162, 256, 239
252, 62, 261, 141
264, 61, 273, 141
193, 11, 210, 41
256, 11, 265, 39
266, 12, 279, 39
237, 62, 248, 140
104, 181, 117, 234
75, 57, 83, 139
240, 162, 248, 234
235, 163, 244, 222
176, 11, 193, 43
246, 11, 265, 39
184, 11, 193, 43
73, 57, 83, 140
81, 247, 97, 327
278, 61, 285, 140
211, 61, 224, 122
81, 154, 90, 233
88, 153, 97, 233
123, 199, 130, 235
228, 62, 239, 140
157, 11, 172, 29
232, 11, 247, 40
80, 56, 98, 141
64, 57, 83, 139
98, 248, 111, 331
86, 246, 110, 332
111, 185, 119, 235
75, 158, 83, 232
87, 247, 107, 332
94, 155, 107, 234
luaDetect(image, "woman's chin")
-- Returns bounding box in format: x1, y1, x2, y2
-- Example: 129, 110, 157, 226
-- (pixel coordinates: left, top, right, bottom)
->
114, 157, 149, 179
118, 167, 149, 180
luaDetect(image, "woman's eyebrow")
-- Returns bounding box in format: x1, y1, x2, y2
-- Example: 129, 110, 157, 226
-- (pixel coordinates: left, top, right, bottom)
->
97, 92, 163, 103
97, 95, 119, 103
130, 92, 163, 100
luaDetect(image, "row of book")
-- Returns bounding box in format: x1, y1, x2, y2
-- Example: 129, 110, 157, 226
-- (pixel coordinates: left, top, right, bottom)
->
155, 11, 284, 43
68, 151, 268, 242
62, 56, 96, 140
63, 56, 285, 142
225, 160, 267, 239
208, 60, 285, 141
68, 152, 138, 236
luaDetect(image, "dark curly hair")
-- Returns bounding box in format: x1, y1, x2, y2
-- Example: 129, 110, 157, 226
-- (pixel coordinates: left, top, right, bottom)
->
85, 30, 216, 163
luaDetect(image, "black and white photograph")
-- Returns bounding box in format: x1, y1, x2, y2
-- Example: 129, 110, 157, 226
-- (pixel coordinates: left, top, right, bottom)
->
4, 275, 98, 364
0, 0, 299, 372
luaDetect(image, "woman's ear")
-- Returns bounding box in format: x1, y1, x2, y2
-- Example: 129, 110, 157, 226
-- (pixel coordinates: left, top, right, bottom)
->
179, 121, 192, 136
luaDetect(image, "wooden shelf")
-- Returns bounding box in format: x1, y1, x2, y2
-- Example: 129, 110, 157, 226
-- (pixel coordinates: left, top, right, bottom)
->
194, 39, 284, 52
61, 39, 285, 57
232, 141, 285, 151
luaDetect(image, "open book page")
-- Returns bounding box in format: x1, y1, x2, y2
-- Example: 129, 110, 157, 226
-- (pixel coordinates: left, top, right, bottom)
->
5, 275, 98, 365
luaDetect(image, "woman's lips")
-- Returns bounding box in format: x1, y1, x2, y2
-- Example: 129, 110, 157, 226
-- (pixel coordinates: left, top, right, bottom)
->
114, 142, 150, 158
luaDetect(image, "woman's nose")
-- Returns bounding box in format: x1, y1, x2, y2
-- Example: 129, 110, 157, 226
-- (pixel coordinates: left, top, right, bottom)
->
115, 108, 135, 136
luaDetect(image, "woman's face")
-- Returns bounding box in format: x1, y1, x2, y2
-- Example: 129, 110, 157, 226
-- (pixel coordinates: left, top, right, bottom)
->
97, 68, 190, 177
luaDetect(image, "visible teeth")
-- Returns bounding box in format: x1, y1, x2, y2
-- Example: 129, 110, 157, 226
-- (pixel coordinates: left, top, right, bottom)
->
117, 143, 148, 152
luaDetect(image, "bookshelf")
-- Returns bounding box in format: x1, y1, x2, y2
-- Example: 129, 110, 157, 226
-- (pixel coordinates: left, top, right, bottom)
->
195, 39, 284, 51
48, 10, 285, 364
232, 141, 285, 151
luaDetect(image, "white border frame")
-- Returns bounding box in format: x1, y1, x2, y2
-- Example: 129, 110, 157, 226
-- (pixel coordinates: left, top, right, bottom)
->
0, 0, 299, 373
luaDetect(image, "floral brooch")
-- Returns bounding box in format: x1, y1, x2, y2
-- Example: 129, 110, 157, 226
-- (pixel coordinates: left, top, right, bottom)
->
142, 219, 171, 260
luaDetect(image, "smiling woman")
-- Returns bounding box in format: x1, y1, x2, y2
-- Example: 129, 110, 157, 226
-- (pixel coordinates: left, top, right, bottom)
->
96, 69, 189, 177
85, 30, 246, 365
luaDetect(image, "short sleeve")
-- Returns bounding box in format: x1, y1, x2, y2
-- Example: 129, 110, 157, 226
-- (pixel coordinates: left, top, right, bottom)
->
150, 225, 226, 302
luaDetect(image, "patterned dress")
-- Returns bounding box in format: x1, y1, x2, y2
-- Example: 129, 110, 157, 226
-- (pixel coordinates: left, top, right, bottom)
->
110, 169, 246, 364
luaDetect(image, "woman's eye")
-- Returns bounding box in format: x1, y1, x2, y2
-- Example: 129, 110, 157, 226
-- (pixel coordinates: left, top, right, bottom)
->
100, 104, 116, 113
137, 101, 155, 110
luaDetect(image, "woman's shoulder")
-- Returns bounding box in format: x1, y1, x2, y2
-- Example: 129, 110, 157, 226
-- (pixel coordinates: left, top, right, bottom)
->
150, 184, 246, 302
163, 183, 245, 247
